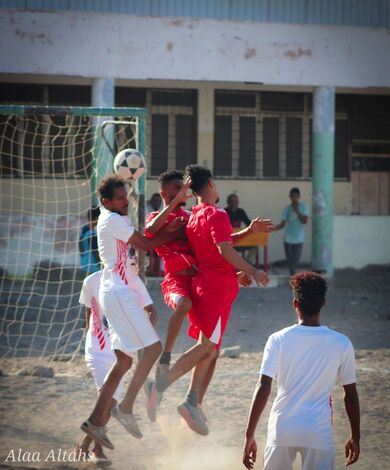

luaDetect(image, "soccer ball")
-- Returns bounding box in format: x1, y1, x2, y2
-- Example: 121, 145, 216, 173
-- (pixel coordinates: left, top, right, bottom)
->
113, 148, 146, 181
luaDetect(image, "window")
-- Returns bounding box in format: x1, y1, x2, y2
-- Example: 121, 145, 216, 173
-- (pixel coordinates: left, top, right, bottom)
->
215, 91, 310, 179
147, 90, 197, 176
215, 90, 350, 180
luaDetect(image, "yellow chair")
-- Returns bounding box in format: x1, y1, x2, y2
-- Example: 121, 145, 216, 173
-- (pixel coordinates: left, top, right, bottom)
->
233, 228, 269, 272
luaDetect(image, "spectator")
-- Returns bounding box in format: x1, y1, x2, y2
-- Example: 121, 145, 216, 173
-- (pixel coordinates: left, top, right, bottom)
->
79, 207, 100, 275
225, 194, 256, 265
225, 194, 251, 228
273, 187, 309, 275
146, 193, 162, 217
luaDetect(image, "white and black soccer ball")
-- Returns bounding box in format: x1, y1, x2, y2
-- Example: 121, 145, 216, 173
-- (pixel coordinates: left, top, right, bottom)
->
113, 148, 146, 181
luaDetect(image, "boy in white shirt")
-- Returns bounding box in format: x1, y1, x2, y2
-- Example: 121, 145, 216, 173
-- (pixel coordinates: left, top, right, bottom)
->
81, 175, 181, 449
76, 269, 156, 463
243, 272, 360, 470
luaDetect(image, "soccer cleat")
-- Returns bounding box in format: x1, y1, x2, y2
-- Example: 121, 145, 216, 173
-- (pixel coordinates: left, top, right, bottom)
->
111, 405, 143, 439
177, 401, 209, 436
80, 420, 114, 450
144, 380, 162, 423
155, 363, 170, 392
89, 448, 112, 466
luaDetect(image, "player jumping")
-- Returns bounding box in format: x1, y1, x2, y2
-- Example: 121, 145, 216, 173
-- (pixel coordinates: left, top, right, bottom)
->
80, 175, 182, 449
148, 165, 273, 435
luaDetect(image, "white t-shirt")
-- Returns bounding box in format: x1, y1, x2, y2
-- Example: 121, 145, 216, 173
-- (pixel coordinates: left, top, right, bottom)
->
79, 271, 112, 357
97, 206, 136, 291
260, 324, 356, 450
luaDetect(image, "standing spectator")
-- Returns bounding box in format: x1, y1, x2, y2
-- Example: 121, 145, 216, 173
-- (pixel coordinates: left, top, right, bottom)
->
146, 193, 162, 217
79, 207, 100, 275
273, 188, 309, 275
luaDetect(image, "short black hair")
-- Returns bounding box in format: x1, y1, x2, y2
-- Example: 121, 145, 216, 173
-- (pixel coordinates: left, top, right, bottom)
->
157, 170, 184, 187
97, 174, 126, 201
185, 164, 212, 194
290, 271, 328, 317
227, 193, 238, 204
87, 206, 100, 222
290, 187, 300, 196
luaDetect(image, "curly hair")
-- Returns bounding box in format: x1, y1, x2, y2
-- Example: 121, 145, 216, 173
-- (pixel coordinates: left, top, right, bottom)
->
290, 271, 328, 316
97, 174, 126, 201
185, 164, 213, 194
157, 169, 184, 187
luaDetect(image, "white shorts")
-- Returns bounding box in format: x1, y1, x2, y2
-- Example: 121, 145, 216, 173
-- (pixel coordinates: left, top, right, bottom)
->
85, 352, 126, 402
264, 446, 335, 470
133, 276, 153, 308
99, 286, 159, 356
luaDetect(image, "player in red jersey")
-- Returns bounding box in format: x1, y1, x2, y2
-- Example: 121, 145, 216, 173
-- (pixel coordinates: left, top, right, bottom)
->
144, 170, 196, 419
146, 167, 273, 434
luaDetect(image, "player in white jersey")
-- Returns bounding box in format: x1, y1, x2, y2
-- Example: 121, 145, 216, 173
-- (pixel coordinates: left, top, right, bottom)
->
75, 270, 155, 463
81, 175, 182, 449
243, 272, 360, 470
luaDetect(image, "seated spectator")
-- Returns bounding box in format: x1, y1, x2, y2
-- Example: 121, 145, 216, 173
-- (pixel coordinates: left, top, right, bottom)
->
225, 194, 251, 228
79, 207, 100, 275
225, 194, 257, 265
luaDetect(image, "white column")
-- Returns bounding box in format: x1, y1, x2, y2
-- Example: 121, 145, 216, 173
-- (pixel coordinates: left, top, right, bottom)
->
197, 87, 214, 170
91, 78, 115, 206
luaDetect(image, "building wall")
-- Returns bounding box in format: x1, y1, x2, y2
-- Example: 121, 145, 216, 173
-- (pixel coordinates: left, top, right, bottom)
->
2, 0, 390, 28
1, 10, 390, 87
333, 216, 390, 268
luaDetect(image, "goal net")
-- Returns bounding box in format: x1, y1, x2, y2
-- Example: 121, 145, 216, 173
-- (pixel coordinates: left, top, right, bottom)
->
0, 105, 147, 360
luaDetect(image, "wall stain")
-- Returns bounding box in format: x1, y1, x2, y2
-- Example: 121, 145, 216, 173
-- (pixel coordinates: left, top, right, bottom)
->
284, 47, 312, 59
166, 41, 174, 52
14, 28, 53, 45
244, 48, 256, 60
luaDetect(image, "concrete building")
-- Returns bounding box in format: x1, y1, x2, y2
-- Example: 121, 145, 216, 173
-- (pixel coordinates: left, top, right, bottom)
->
0, 0, 389, 274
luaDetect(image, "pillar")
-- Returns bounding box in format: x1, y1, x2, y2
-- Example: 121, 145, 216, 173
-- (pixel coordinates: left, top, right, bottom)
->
197, 87, 214, 170
91, 77, 115, 206
311, 86, 335, 276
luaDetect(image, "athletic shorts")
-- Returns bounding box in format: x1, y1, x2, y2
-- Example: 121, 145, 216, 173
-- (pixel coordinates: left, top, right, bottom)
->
187, 272, 239, 349
161, 273, 193, 309
85, 352, 125, 402
264, 446, 335, 470
99, 284, 159, 356
133, 276, 153, 308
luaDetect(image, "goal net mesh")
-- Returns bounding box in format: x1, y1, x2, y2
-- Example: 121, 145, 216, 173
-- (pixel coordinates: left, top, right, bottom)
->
0, 106, 147, 360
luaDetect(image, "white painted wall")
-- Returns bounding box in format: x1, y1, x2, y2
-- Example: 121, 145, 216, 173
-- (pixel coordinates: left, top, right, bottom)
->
333, 216, 390, 269
1, 10, 389, 87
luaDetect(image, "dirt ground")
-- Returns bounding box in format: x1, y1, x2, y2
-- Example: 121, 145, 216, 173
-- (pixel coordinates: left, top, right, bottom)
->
0, 266, 389, 470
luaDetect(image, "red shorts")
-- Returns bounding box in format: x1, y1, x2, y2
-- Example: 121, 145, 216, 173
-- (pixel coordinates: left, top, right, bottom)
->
188, 271, 239, 349
161, 273, 193, 310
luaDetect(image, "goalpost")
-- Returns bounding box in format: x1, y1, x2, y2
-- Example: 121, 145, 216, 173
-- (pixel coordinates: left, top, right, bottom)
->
0, 105, 148, 360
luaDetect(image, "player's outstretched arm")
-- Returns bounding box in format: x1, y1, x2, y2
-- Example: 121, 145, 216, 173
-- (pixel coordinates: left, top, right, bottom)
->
232, 218, 273, 245
343, 383, 360, 466
217, 241, 269, 286
129, 227, 184, 252
243, 375, 273, 470
146, 178, 192, 235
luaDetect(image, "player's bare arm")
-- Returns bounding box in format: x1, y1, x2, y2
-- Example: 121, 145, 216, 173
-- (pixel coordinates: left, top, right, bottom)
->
217, 241, 269, 286
343, 383, 360, 466
231, 217, 274, 245
128, 227, 184, 251
147, 178, 192, 235
243, 375, 273, 470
